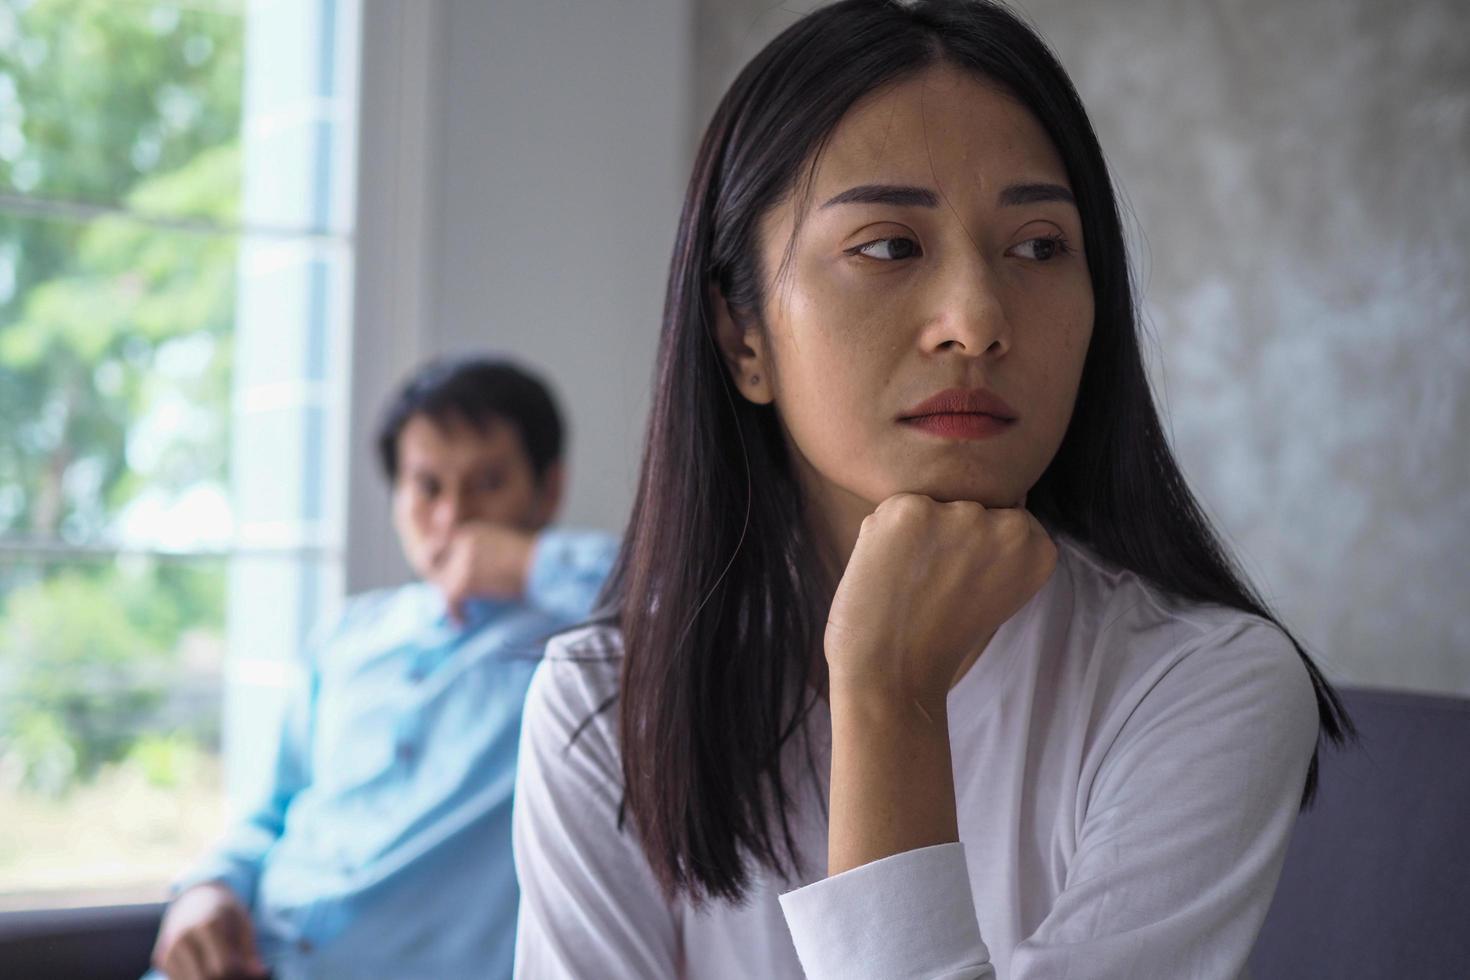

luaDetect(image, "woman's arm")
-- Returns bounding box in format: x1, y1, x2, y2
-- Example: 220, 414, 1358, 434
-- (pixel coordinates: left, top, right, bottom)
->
826, 688, 957, 877
784, 493, 1051, 978
1008, 622, 1318, 975
821, 494, 1054, 878
787, 592, 1318, 979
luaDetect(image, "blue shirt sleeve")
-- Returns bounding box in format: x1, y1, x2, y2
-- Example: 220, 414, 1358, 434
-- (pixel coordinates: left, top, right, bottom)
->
170, 620, 326, 909
523, 528, 619, 623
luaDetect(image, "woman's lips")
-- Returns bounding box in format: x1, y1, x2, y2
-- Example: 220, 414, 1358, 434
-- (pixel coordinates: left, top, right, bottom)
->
899, 412, 1015, 439
898, 387, 1018, 440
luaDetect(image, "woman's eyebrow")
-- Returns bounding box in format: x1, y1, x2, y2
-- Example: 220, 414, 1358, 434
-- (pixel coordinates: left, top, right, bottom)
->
818, 182, 1075, 210
998, 182, 1075, 207
819, 184, 940, 209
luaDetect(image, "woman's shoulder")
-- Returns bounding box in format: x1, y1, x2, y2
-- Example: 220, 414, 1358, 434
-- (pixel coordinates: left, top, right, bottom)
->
522, 623, 626, 752
545, 621, 627, 663
1046, 539, 1321, 812
1050, 536, 1313, 716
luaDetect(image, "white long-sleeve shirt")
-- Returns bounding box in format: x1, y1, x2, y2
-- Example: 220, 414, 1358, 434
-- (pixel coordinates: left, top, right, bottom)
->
511, 536, 1320, 979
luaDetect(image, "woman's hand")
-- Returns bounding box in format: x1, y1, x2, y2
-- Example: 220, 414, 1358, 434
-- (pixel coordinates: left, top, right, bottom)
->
823, 493, 1057, 876
824, 492, 1057, 710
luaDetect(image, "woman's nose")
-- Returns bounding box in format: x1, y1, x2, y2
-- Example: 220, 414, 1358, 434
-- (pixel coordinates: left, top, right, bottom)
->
920, 259, 1012, 357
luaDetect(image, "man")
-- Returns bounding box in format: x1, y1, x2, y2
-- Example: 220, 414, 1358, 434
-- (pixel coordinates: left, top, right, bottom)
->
149, 358, 617, 979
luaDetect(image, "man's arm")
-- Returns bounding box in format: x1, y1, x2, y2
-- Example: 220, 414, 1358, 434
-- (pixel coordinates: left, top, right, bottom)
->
432, 525, 618, 624
153, 632, 321, 978
522, 529, 618, 622
171, 650, 315, 905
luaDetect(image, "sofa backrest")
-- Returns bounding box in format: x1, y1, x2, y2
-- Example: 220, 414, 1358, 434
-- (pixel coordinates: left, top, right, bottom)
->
1251, 686, 1470, 978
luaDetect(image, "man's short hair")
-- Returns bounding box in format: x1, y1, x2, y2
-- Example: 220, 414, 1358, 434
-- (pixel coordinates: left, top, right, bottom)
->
376, 357, 565, 483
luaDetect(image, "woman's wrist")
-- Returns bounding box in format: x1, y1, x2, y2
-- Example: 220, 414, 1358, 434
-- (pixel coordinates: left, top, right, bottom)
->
826, 661, 954, 722
827, 683, 958, 876
828, 680, 948, 730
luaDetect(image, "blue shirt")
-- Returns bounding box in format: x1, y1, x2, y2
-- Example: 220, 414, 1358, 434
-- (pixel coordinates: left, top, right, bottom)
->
177, 529, 617, 980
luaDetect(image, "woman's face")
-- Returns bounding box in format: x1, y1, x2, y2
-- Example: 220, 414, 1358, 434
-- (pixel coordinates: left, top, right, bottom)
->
722, 65, 1093, 542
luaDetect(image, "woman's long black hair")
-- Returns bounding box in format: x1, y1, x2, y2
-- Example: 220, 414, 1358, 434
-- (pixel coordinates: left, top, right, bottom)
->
599, 0, 1353, 906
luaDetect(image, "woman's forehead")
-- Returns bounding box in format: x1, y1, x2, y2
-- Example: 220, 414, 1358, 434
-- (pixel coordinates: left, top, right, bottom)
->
807, 65, 1069, 204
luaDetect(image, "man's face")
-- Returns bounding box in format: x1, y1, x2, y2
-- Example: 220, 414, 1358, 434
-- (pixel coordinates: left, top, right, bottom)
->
391, 413, 561, 579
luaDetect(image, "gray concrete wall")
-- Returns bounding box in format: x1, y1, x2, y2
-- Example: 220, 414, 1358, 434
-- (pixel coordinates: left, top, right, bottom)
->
691, 0, 1470, 696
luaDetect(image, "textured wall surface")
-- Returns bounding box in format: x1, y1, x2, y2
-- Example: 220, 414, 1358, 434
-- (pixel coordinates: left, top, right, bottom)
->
430, 0, 689, 537
693, 0, 1470, 695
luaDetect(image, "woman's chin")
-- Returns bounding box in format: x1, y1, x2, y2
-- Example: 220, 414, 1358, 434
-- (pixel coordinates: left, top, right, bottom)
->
892, 477, 1026, 510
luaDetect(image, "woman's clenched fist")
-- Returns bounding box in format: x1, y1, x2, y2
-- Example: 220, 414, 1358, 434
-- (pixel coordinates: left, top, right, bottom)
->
824, 493, 1057, 710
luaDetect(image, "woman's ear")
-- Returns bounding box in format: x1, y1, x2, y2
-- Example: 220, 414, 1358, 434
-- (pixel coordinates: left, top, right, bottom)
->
709, 284, 775, 405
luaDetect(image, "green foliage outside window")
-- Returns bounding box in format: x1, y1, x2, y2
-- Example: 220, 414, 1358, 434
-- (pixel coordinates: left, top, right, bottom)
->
0, 0, 243, 818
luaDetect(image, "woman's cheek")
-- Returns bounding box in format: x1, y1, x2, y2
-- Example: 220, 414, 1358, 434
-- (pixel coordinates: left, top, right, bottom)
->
787, 370, 875, 478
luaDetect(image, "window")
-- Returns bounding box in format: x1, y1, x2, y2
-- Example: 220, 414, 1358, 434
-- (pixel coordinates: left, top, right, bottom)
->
0, 0, 358, 910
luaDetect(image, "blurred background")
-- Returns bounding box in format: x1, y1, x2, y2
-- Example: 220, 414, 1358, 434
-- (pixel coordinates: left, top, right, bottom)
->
0, 0, 1464, 914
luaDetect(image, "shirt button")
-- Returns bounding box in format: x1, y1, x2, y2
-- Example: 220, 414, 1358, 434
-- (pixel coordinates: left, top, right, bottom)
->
396, 742, 416, 764
298, 938, 314, 954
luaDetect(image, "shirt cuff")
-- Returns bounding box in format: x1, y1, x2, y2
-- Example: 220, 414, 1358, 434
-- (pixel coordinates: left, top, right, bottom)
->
170, 857, 257, 909
779, 842, 992, 980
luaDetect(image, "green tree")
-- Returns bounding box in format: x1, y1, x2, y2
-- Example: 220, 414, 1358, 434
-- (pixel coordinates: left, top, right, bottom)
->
1, 570, 165, 793
1, 0, 243, 539
0, 0, 243, 793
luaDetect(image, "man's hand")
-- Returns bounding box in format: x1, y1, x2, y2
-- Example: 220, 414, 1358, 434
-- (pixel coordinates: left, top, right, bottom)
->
427, 522, 537, 624
151, 882, 268, 980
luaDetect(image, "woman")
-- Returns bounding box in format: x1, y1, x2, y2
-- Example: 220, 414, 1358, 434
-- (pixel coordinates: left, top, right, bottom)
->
512, 2, 1351, 977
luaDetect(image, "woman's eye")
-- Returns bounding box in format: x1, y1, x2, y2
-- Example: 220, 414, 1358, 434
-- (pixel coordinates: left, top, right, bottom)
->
851, 236, 922, 261
1009, 236, 1071, 261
